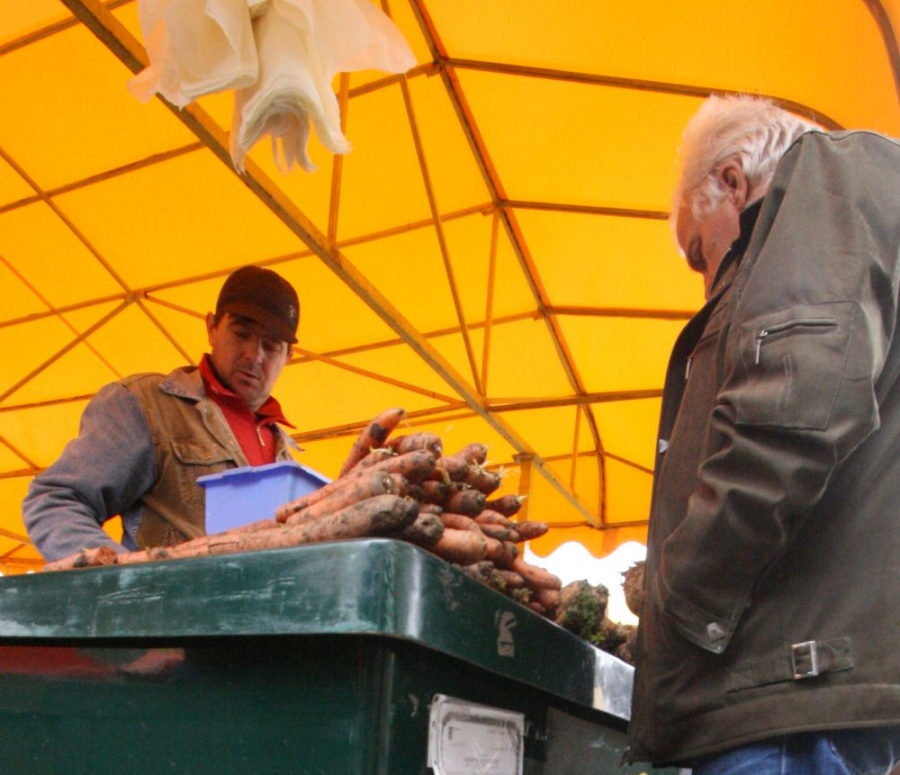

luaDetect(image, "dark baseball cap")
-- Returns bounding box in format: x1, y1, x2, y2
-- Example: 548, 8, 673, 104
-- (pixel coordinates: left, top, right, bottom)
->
216, 266, 300, 344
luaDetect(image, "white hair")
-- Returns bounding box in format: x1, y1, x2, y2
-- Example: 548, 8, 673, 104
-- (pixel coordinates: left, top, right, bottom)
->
673, 95, 818, 221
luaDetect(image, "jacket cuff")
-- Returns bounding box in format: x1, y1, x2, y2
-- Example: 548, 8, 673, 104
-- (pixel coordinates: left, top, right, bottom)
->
655, 572, 737, 654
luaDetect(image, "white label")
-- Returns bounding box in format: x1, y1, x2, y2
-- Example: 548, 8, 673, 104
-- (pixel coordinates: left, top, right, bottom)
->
427, 694, 524, 775
495, 610, 517, 657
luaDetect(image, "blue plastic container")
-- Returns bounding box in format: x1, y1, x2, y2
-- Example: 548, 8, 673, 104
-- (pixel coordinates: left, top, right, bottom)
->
197, 460, 331, 533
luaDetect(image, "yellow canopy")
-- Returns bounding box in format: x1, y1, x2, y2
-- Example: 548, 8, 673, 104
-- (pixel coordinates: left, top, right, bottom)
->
1, 0, 899, 573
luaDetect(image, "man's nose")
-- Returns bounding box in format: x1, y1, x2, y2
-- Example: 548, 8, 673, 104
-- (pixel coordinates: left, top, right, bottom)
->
242, 335, 265, 363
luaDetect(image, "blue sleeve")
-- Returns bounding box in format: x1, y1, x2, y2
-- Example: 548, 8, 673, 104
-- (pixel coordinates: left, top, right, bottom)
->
22, 383, 157, 562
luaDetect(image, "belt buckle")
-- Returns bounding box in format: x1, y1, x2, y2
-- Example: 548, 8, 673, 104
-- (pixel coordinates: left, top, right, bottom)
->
791, 641, 819, 680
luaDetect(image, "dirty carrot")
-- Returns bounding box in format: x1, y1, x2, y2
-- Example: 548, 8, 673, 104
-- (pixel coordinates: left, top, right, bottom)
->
434, 457, 467, 481
440, 512, 481, 532
338, 407, 406, 478
474, 509, 513, 528
283, 494, 419, 544
222, 518, 281, 533
406, 482, 425, 501
532, 587, 561, 612
392, 511, 445, 548
283, 470, 399, 527
478, 523, 519, 542
510, 555, 562, 590
462, 464, 503, 494
373, 449, 438, 483
311, 450, 436, 493
113, 551, 148, 565
437, 443, 487, 481
136, 494, 420, 562
481, 534, 502, 562
116, 545, 191, 565
276, 450, 434, 522
443, 487, 486, 517
387, 473, 410, 497
42, 545, 119, 572
513, 521, 550, 541
274, 476, 345, 522
386, 431, 443, 457
425, 465, 452, 485
416, 479, 450, 504
484, 536, 519, 568
460, 561, 496, 587
344, 446, 395, 472
493, 568, 526, 590
447, 442, 489, 466
278, 469, 398, 524
484, 494, 526, 517
431, 527, 488, 565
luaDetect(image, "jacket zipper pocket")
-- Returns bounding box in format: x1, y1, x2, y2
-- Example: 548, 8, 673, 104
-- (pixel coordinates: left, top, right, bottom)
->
754, 317, 837, 365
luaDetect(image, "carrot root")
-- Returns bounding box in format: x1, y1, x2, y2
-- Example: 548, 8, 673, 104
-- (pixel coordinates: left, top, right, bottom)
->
338, 408, 406, 478
431, 527, 488, 565
42, 545, 119, 572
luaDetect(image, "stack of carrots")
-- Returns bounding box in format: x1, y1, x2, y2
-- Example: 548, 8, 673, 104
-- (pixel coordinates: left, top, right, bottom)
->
43, 407, 562, 619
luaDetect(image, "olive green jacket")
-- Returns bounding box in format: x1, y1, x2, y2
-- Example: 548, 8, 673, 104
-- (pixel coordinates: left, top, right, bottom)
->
627, 130, 900, 765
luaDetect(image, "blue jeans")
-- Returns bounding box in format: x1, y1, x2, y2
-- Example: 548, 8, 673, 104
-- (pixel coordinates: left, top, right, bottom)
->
691, 728, 900, 775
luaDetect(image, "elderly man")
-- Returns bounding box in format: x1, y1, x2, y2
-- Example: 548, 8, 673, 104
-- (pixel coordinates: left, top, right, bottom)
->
24, 265, 299, 562
626, 95, 900, 774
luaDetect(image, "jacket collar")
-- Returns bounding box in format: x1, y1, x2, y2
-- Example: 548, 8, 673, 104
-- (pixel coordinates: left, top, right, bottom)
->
159, 366, 205, 402
157, 364, 300, 450
706, 198, 764, 299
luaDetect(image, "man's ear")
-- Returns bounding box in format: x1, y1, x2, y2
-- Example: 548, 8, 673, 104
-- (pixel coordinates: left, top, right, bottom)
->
718, 161, 749, 210
205, 312, 217, 345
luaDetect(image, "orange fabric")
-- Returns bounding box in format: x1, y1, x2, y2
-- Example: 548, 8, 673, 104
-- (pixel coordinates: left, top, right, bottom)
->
2, 2, 900, 571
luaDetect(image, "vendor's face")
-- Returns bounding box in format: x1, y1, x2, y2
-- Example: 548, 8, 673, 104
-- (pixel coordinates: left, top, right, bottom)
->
675, 161, 750, 300
206, 313, 292, 411
676, 196, 742, 300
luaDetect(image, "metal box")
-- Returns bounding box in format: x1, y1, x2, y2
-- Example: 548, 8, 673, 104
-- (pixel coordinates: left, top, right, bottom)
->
0, 539, 676, 775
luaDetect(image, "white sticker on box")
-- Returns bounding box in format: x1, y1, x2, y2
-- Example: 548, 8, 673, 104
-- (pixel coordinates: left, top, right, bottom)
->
427, 694, 524, 775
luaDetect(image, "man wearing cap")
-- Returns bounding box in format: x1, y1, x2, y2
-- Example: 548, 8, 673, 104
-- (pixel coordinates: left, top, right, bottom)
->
23, 265, 300, 562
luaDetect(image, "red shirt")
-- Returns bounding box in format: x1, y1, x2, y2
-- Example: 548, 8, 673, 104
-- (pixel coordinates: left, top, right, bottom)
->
199, 354, 294, 466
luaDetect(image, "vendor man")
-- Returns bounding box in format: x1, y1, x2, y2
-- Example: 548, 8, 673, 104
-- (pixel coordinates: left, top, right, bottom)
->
23, 265, 299, 562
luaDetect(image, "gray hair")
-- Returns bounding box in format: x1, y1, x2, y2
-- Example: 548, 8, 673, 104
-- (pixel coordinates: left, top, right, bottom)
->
673, 95, 817, 221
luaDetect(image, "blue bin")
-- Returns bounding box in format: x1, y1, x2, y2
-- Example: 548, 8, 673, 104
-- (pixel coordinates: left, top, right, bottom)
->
197, 460, 331, 533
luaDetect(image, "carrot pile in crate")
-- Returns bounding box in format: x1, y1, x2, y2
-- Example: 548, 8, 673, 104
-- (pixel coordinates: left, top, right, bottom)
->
42, 407, 562, 619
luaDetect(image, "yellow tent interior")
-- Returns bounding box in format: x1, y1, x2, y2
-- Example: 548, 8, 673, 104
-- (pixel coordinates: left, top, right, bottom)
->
1, 0, 899, 574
